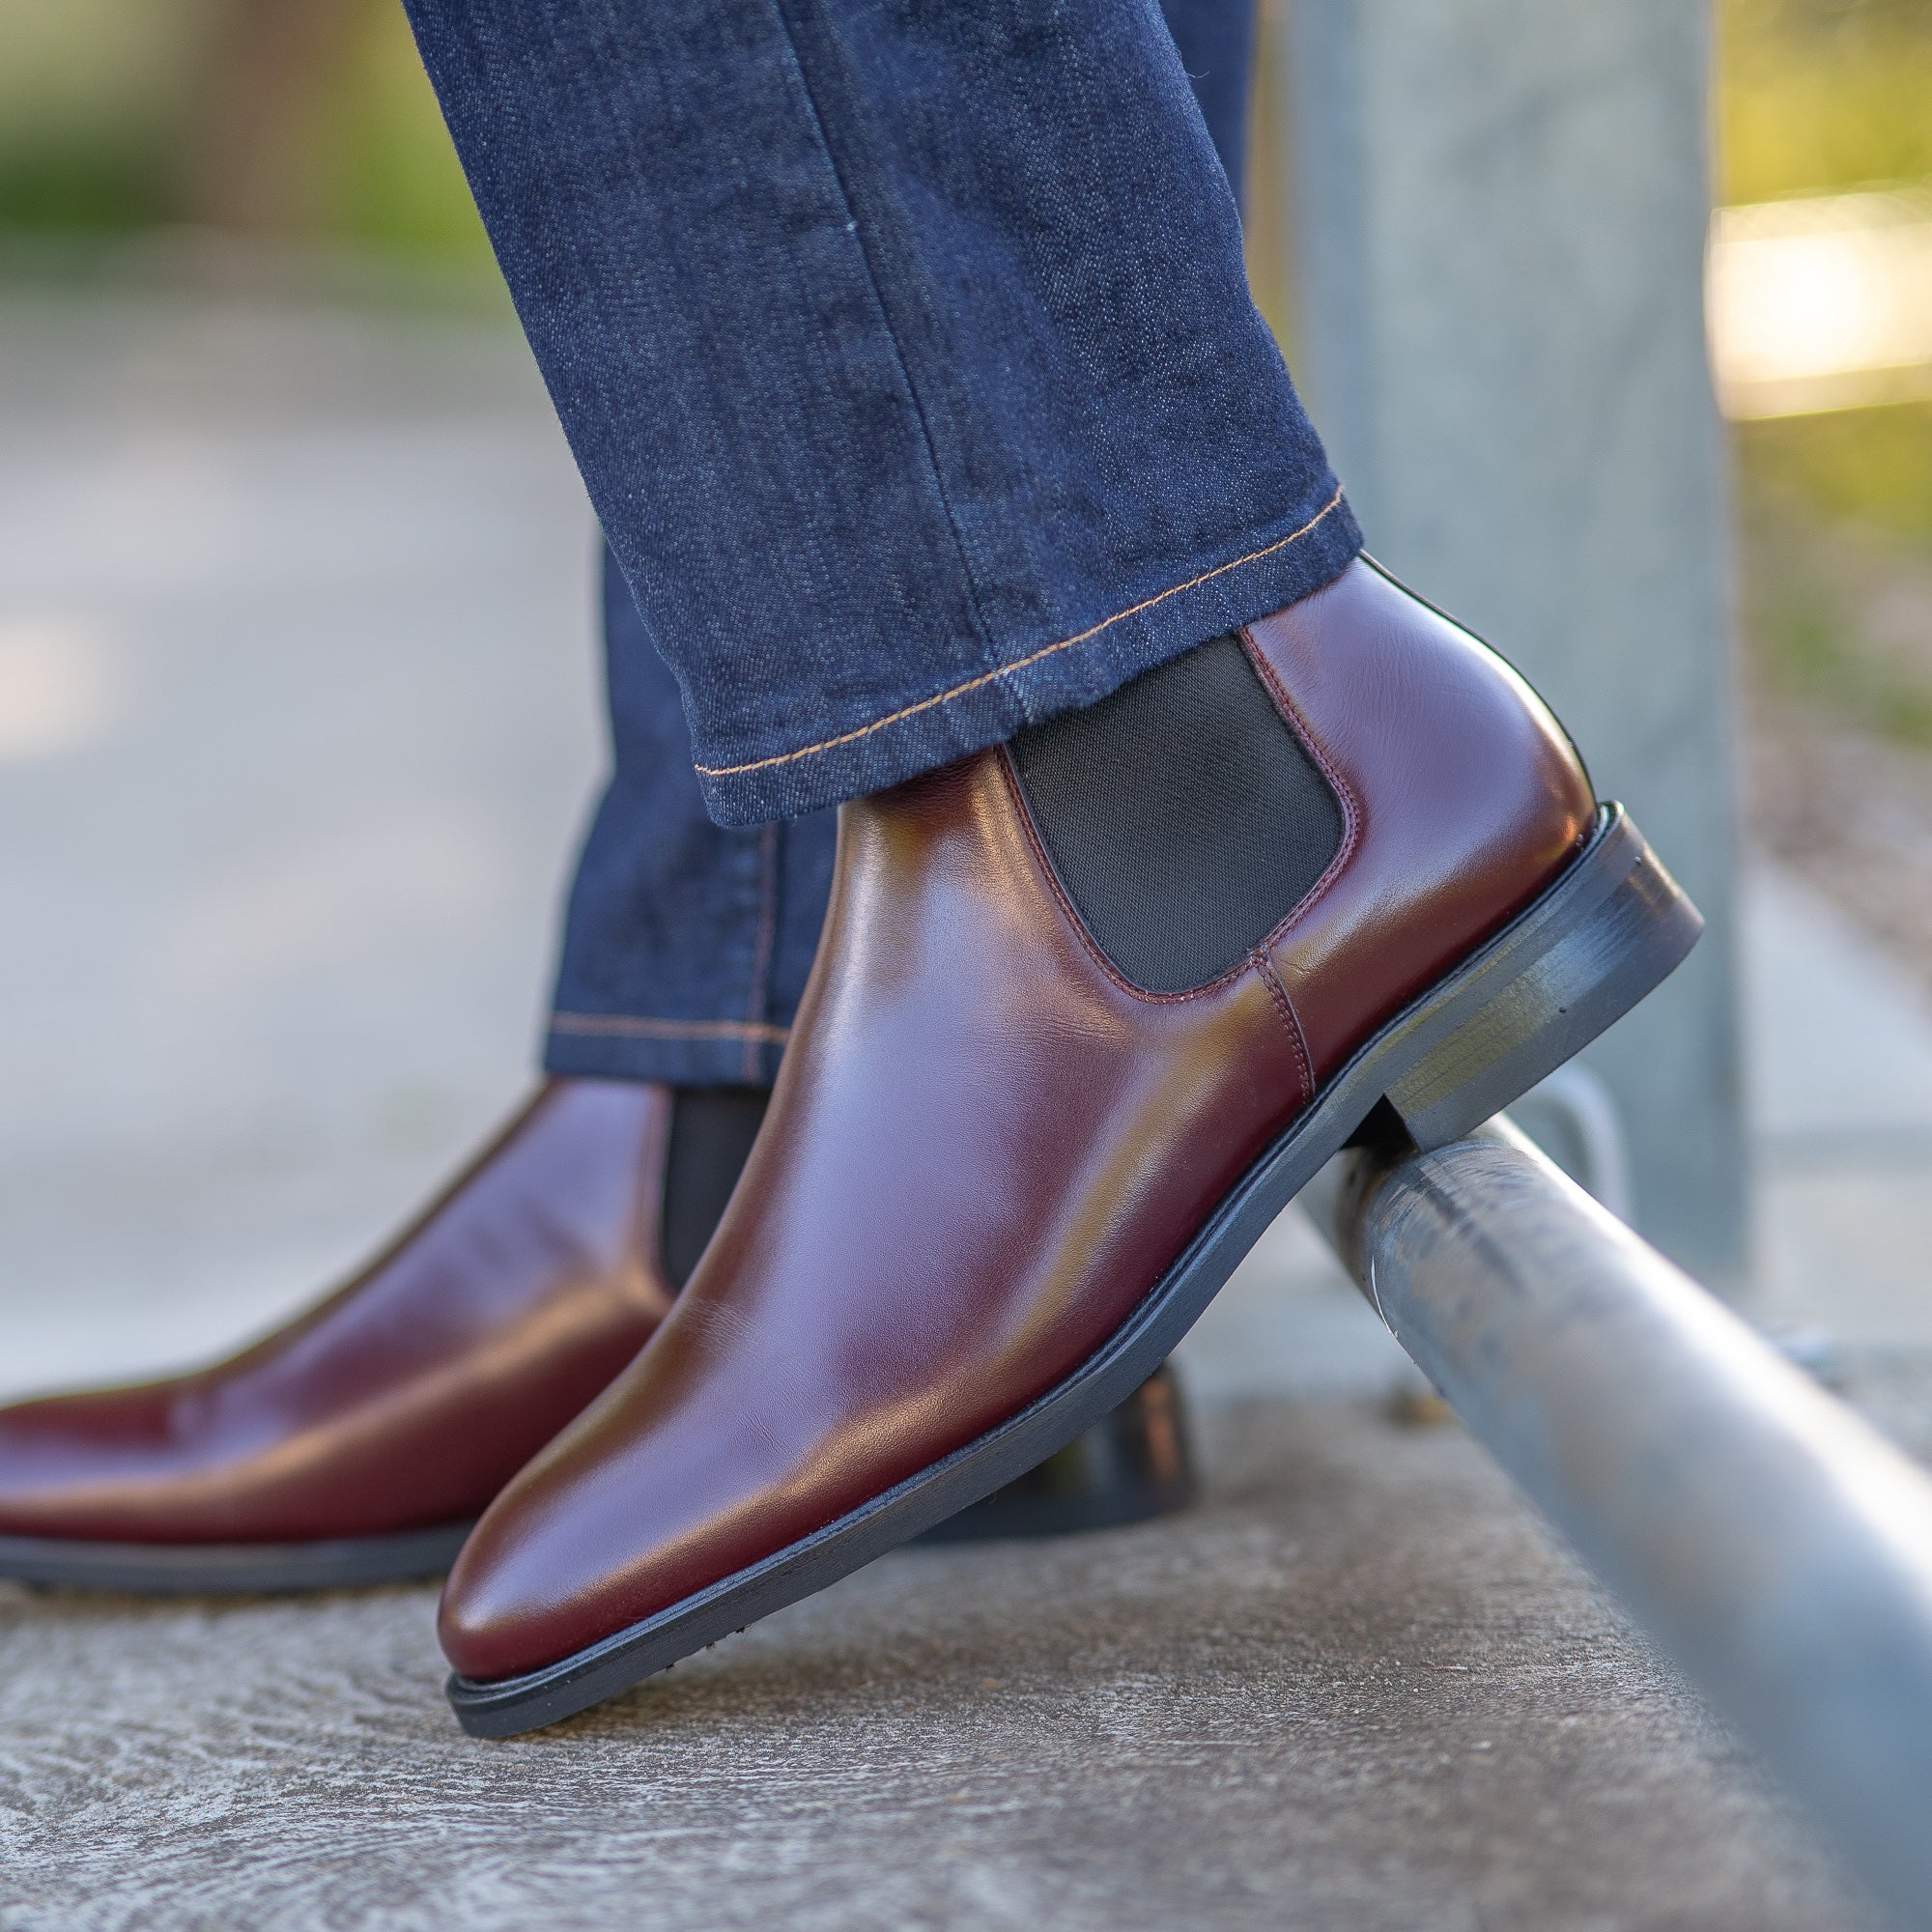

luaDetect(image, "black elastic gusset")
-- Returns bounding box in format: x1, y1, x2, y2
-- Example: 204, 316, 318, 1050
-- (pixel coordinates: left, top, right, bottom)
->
1008, 635, 1344, 994
662, 1086, 770, 1291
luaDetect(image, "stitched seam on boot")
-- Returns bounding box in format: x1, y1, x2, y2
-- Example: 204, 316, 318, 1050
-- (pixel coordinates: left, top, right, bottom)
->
1252, 945, 1315, 1105
1238, 626, 1363, 952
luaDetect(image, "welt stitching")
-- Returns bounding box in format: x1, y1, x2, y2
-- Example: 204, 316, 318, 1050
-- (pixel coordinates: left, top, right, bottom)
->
551, 1012, 790, 1044
695, 488, 1348, 780
1254, 946, 1315, 1104
1238, 624, 1363, 952
997, 750, 1258, 1008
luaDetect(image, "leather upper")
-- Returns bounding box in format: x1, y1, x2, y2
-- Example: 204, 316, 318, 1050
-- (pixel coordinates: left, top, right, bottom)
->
1247, 562, 1596, 1079
0, 1080, 675, 1544
438, 559, 1598, 1683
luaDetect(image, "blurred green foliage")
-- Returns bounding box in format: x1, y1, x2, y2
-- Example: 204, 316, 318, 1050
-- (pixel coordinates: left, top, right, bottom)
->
1719, 0, 1932, 750
302, 4, 489, 255
1, 0, 1924, 256
0, 0, 486, 256
0, 0, 197, 230
1740, 402, 1932, 750
1741, 405, 1932, 551
1720, 0, 1932, 203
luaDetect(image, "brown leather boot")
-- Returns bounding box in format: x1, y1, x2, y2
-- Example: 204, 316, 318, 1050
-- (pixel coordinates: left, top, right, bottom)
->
438, 558, 1702, 1736
0, 1080, 676, 1590
0, 1085, 1194, 1590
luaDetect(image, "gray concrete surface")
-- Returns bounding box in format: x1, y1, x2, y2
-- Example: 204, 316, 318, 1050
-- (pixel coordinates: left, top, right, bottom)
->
0, 274, 598, 1401
3, 276, 1932, 1928
0, 1402, 1888, 1932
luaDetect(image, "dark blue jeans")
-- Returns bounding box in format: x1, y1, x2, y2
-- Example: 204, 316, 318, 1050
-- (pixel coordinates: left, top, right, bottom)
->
400, 0, 1358, 1080
542, 0, 1314, 1087
548, 544, 841, 1085
545, 0, 1280, 1087
405, 0, 1356, 822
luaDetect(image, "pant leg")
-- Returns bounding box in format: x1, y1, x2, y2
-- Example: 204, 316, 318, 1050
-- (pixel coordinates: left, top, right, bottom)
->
546, 547, 837, 1087
405, 0, 1354, 827
545, 0, 1261, 1087
1159, 0, 1256, 211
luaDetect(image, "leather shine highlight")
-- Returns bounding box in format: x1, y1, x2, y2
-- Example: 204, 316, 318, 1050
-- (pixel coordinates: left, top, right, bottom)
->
0, 1081, 675, 1545
438, 559, 1599, 1686
1244, 563, 1597, 1079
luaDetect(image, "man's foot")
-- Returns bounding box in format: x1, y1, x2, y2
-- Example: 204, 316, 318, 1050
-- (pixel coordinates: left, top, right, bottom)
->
438, 557, 1702, 1736
0, 1085, 1195, 1591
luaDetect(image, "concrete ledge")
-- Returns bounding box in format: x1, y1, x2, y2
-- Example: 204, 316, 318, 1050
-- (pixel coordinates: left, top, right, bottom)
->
0, 1399, 1882, 1931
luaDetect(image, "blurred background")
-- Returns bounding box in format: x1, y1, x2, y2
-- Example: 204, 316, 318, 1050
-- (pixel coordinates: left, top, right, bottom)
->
1, 0, 1930, 1400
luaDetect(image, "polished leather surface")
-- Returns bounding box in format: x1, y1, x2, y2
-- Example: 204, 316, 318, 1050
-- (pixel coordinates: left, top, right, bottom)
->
439, 559, 1598, 1683
0, 1080, 674, 1544
1246, 562, 1597, 1078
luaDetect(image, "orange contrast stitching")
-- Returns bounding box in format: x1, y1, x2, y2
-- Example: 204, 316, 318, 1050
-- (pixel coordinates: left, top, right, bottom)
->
550, 1012, 790, 1044
694, 488, 1348, 780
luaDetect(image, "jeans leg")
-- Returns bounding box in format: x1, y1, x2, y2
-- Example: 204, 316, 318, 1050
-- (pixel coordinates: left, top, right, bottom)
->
545, 547, 837, 1087
544, 1, 1261, 1086
404, 0, 1356, 826
1159, 0, 1256, 211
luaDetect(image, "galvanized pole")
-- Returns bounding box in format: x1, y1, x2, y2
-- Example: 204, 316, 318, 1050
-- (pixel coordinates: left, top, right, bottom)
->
1277, 0, 1747, 1285
1304, 1121, 1932, 1924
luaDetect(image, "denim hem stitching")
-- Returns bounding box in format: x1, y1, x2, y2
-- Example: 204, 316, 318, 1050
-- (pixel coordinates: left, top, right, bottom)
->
694, 485, 1347, 779
550, 1012, 791, 1044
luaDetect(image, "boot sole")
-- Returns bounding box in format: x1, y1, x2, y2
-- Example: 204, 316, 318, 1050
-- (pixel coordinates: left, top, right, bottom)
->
447, 802, 1698, 1737
912, 1363, 1196, 1545
0, 1522, 472, 1593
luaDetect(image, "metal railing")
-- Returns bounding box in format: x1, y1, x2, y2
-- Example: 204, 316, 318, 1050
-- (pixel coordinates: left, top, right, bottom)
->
1301, 1117, 1932, 1927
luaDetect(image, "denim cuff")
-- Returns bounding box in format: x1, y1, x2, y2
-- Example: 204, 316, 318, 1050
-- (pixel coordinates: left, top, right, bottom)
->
693, 490, 1363, 826
544, 1011, 790, 1088
410, 0, 1353, 834
541, 549, 841, 1091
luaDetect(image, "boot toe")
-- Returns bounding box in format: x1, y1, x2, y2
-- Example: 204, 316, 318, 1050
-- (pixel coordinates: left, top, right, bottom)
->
438, 1486, 602, 1685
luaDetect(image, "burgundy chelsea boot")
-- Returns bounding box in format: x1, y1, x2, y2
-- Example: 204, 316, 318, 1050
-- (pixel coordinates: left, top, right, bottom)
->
0, 1083, 1194, 1591
438, 557, 1701, 1736
0, 1080, 679, 1590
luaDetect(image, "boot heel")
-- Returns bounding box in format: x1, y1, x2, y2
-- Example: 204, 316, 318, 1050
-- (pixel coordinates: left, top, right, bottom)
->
1382, 806, 1702, 1153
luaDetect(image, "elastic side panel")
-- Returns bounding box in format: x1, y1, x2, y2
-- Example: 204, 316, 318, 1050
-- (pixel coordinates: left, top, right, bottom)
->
1008, 635, 1344, 994
662, 1087, 770, 1290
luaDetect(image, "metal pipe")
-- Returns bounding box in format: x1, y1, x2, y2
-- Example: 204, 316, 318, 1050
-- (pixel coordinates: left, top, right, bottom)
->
1302, 1118, 1932, 1925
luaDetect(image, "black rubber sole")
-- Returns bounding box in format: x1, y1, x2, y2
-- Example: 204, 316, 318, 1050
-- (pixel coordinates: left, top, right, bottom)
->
913, 1362, 1195, 1545
448, 803, 1699, 1738
0, 1374, 1195, 1596
0, 1521, 472, 1594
